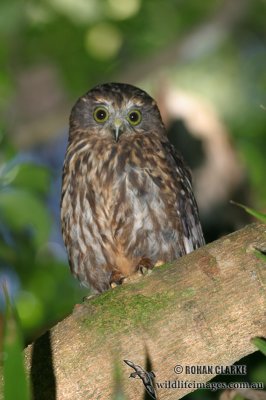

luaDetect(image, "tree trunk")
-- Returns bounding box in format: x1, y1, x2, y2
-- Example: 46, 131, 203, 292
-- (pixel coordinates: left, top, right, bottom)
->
24, 223, 266, 400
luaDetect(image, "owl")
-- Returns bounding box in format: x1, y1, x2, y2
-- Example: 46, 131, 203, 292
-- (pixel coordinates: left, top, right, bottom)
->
61, 83, 205, 293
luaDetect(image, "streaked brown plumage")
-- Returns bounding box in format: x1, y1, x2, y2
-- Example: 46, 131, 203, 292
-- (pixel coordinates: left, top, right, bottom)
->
61, 83, 205, 293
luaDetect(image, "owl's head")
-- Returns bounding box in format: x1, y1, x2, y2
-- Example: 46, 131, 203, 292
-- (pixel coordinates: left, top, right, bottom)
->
69, 83, 165, 142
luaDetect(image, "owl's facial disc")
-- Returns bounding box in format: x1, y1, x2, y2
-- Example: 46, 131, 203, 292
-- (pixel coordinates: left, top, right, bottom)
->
91, 96, 144, 142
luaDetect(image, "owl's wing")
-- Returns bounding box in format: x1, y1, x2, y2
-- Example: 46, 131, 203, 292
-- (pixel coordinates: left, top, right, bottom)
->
146, 139, 205, 255
168, 141, 205, 252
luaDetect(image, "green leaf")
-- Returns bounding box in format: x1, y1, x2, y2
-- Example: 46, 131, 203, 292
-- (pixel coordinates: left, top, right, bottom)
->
230, 201, 266, 223
251, 337, 266, 356
0, 188, 51, 246
12, 164, 51, 195
0, 164, 19, 186
2, 285, 31, 400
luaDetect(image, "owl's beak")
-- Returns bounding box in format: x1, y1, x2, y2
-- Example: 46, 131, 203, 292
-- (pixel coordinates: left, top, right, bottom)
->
113, 118, 124, 142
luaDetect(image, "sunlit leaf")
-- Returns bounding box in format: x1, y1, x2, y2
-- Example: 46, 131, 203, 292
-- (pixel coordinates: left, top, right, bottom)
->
0, 164, 19, 186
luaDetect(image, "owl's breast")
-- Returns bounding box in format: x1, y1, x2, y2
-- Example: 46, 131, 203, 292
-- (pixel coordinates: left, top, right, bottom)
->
94, 141, 163, 216
105, 152, 177, 262
88, 138, 173, 226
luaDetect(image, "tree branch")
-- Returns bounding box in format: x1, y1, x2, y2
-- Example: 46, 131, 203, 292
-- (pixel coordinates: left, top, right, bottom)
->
24, 223, 266, 400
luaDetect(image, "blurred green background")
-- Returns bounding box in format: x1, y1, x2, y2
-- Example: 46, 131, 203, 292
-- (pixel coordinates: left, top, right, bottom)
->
0, 0, 265, 397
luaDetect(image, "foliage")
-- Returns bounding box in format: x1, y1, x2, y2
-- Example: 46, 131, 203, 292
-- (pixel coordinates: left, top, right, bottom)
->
2, 285, 30, 400
230, 201, 266, 224
0, 135, 86, 340
252, 338, 266, 357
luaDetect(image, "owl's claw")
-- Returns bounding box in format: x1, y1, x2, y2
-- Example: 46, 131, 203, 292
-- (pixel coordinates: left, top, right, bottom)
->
110, 271, 126, 289
137, 257, 154, 275
110, 281, 119, 289
139, 266, 153, 276
109, 258, 166, 290
110, 277, 129, 289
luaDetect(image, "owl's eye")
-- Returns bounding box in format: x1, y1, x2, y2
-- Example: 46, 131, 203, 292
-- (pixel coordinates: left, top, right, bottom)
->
93, 107, 109, 123
127, 109, 142, 126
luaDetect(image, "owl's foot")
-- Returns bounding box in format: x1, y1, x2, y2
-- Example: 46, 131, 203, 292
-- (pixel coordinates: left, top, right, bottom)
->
110, 271, 126, 289
110, 258, 165, 289
137, 257, 154, 276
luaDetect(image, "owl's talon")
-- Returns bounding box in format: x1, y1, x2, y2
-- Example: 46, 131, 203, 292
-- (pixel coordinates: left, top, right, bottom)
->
137, 257, 154, 275
110, 271, 126, 289
139, 266, 153, 276
110, 276, 129, 289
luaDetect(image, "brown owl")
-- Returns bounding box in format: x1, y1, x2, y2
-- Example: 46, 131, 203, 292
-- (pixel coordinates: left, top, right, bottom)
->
61, 83, 205, 293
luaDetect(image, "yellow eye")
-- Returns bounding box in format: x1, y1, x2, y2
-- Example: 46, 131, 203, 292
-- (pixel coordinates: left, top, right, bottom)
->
93, 106, 109, 123
127, 109, 142, 126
